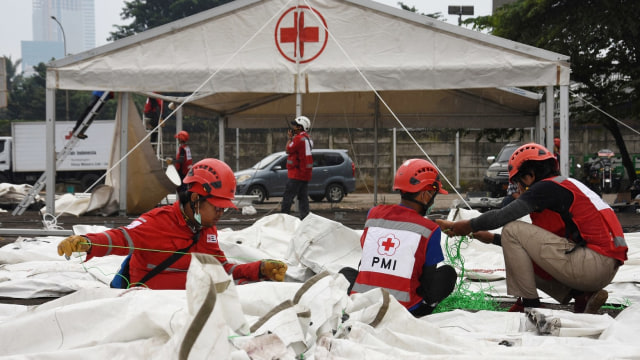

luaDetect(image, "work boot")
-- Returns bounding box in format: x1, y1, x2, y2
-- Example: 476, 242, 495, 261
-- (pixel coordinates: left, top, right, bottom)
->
77, 133, 88, 139
509, 297, 542, 312
574, 290, 608, 314
508, 298, 524, 312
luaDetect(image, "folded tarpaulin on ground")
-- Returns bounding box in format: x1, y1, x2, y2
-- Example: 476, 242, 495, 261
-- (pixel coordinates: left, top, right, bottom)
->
0, 211, 639, 358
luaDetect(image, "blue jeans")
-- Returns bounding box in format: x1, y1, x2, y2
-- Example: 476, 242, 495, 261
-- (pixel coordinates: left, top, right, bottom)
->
281, 179, 309, 219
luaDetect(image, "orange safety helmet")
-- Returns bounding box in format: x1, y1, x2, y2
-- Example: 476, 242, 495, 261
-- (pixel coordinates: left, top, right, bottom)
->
183, 158, 237, 209
508, 143, 557, 182
174, 130, 189, 142
393, 159, 448, 194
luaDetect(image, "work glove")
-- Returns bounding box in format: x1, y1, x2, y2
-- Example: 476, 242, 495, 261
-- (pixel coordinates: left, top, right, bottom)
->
166, 158, 173, 166
260, 259, 287, 282
57, 235, 91, 259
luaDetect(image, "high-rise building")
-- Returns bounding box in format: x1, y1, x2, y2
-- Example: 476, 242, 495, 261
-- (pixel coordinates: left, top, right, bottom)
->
22, 0, 95, 75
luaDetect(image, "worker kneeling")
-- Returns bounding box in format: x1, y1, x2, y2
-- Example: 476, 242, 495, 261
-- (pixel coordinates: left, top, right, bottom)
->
57, 158, 287, 289
340, 159, 456, 317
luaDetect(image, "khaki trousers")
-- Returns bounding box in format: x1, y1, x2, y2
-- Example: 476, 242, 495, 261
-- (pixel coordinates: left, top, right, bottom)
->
501, 221, 619, 303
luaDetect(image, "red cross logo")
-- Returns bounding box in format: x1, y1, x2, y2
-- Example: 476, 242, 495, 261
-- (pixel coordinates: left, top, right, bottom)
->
377, 234, 399, 256
275, 6, 328, 64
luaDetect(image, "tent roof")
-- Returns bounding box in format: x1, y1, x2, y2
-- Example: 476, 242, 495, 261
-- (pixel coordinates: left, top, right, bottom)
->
46, 0, 569, 128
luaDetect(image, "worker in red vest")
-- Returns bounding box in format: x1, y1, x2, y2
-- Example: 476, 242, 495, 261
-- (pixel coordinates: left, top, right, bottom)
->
438, 143, 627, 314
281, 116, 314, 219
340, 159, 456, 317
171, 130, 193, 192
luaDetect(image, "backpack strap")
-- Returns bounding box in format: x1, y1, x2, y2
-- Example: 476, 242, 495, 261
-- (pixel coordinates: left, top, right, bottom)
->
135, 230, 200, 287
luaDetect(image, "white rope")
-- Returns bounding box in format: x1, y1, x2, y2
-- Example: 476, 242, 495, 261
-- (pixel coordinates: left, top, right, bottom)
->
302, 0, 471, 209
570, 90, 640, 136
44, 0, 297, 224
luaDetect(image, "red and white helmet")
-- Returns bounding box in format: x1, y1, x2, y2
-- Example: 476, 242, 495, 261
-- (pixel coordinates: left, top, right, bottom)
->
183, 158, 236, 209
508, 143, 557, 182
174, 130, 189, 142
393, 159, 448, 194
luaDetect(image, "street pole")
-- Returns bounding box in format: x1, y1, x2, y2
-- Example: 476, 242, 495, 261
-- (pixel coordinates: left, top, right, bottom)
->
50, 16, 69, 120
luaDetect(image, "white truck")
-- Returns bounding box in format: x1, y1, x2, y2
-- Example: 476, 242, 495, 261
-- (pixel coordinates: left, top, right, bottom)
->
0, 120, 115, 191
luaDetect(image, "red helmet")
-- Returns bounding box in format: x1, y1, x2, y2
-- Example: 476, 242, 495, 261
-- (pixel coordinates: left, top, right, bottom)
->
183, 159, 236, 209
393, 159, 448, 194
508, 143, 557, 182
174, 130, 189, 142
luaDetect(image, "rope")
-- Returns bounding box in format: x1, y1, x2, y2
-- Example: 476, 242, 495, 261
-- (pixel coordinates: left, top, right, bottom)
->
301, 0, 471, 210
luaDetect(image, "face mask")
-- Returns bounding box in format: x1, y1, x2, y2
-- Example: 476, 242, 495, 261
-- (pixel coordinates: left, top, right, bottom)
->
426, 203, 434, 215
193, 201, 202, 225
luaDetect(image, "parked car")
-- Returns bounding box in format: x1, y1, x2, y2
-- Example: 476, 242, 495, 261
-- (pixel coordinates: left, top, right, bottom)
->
234, 149, 356, 203
483, 143, 520, 197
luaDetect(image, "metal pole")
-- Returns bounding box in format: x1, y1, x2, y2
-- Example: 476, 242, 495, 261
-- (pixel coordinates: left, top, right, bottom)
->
51, 16, 69, 120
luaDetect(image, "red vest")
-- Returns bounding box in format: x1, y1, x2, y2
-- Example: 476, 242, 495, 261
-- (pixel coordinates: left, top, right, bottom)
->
175, 144, 193, 178
286, 131, 313, 181
530, 176, 627, 263
351, 205, 436, 309
85, 202, 261, 289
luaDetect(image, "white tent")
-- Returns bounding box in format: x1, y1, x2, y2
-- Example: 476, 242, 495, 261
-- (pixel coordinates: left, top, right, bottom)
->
44, 0, 571, 214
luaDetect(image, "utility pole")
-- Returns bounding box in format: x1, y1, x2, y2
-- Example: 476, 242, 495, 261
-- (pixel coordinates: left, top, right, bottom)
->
51, 16, 69, 120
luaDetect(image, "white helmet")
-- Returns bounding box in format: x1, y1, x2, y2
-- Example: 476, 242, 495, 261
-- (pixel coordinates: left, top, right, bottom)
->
292, 116, 311, 131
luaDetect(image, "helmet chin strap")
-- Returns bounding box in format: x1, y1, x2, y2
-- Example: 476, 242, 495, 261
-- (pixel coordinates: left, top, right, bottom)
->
403, 192, 436, 216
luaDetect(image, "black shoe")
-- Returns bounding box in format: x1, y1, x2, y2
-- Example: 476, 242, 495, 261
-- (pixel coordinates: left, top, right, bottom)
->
77, 133, 88, 139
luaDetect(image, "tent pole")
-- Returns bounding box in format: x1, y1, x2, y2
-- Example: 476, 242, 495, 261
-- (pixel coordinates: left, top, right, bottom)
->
219, 116, 226, 162
537, 101, 545, 144
559, 85, 569, 176
45, 88, 56, 215
118, 93, 129, 215
545, 86, 554, 149
236, 128, 240, 171
373, 96, 379, 205
392, 128, 397, 191
455, 131, 460, 189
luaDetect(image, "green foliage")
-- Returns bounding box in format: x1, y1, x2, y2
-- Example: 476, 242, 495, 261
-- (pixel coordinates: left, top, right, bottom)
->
109, 0, 235, 40
470, 0, 640, 181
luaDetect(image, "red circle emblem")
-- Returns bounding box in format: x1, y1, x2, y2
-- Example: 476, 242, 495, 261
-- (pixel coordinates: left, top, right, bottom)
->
274, 6, 328, 64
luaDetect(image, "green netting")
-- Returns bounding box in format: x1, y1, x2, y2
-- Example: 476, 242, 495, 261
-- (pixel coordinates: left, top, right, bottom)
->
433, 234, 503, 313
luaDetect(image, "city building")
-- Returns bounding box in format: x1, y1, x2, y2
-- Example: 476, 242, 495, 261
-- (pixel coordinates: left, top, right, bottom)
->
21, 0, 95, 76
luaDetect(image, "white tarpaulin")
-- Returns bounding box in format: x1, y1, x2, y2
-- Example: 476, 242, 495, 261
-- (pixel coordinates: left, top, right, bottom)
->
0, 211, 639, 358
45, 0, 567, 130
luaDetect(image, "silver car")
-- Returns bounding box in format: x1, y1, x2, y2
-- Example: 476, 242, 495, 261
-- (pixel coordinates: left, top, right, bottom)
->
235, 149, 356, 203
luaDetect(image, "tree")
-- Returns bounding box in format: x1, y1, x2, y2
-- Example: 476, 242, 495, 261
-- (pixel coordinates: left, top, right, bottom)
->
109, 0, 235, 40
470, 0, 640, 184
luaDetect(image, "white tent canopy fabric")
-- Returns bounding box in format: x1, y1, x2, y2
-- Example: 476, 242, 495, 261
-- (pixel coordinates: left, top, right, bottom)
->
42, 0, 571, 213
0, 211, 638, 358
47, 0, 569, 93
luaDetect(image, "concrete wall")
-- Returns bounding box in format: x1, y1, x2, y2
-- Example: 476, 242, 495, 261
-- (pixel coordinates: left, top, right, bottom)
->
160, 122, 640, 193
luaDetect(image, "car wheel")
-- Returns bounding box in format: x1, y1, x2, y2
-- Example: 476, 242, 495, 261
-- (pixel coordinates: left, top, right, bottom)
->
325, 183, 344, 203
310, 194, 325, 202
248, 185, 267, 204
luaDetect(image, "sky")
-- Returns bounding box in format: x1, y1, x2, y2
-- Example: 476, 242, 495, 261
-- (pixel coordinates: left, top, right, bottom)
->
0, 0, 491, 63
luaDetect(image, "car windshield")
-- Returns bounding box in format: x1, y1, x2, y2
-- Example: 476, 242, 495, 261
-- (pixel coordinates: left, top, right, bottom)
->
251, 153, 283, 169
497, 145, 518, 162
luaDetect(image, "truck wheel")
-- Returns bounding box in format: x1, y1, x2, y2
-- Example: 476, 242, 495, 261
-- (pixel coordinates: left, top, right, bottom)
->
80, 173, 102, 192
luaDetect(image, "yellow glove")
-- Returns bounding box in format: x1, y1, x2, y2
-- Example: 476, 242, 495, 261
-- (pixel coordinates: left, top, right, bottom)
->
166, 158, 173, 166
57, 235, 91, 259
260, 260, 287, 282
